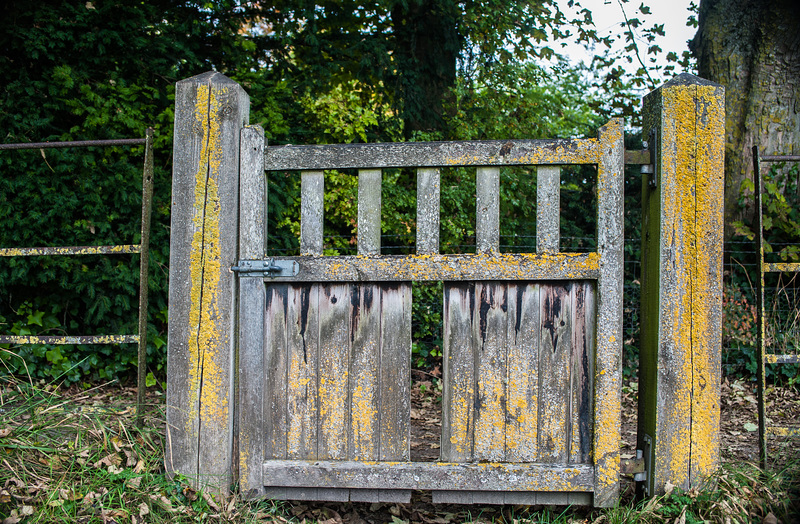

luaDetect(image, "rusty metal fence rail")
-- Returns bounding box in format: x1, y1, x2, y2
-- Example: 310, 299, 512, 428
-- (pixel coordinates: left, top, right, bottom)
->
753, 146, 800, 467
0, 130, 155, 426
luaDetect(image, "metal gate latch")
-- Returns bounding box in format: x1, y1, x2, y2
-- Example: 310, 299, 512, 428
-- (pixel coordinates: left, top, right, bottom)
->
232, 259, 299, 278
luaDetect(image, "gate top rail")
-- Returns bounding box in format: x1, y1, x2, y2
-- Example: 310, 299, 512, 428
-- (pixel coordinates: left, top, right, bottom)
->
264, 137, 600, 171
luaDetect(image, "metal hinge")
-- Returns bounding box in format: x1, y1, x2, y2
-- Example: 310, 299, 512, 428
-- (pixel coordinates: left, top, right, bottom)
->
231, 259, 299, 278
643, 129, 657, 188
620, 448, 647, 483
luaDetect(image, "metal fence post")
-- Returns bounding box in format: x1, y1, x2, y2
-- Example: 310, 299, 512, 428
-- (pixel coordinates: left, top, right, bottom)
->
166, 71, 249, 493
639, 73, 725, 496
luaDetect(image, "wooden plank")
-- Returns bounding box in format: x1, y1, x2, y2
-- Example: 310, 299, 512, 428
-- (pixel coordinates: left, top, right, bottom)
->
505, 283, 540, 462
379, 284, 412, 461
640, 77, 724, 498
476, 167, 500, 254
264, 285, 289, 460
286, 285, 319, 460
317, 284, 351, 460
263, 252, 601, 282
536, 166, 560, 254
593, 118, 624, 506
166, 71, 249, 493
441, 283, 476, 462
472, 282, 507, 461
432, 491, 474, 504
433, 490, 592, 505
538, 283, 572, 464
238, 124, 266, 496
570, 282, 595, 464
357, 169, 382, 255
239, 125, 266, 259
349, 489, 412, 503
349, 284, 381, 460
261, 460, 595, 492
300, 171, 324, 255
416, 168, 440, 255
264, 138, 600, 171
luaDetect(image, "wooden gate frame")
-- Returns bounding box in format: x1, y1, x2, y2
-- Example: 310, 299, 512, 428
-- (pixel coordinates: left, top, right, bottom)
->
165, 71, 725, 504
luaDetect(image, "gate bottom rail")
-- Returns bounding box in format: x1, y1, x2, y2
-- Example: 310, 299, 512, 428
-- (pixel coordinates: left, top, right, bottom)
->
261, 460, 594, 492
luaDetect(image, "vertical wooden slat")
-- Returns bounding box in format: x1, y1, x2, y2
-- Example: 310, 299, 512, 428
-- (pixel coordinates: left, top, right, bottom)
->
538, 284, 572, 463
536, 166, 560, 253
238, 124, 266, 497
318, 284, 351, 460
379, 284, 412, 461
476, 167, 500, 254
301, 171, 324, 255
264, 286, 289, 461
416, 168, 440, 255
472, 283, 508, 461
358, 169, 382, 255
349, 285, 381, 459
593, 118, 625, 506
570, 282, 594, 464
505, 283, 540, 462
286, 285, 319, 460
166, 71, 248, 493
441, 283, 475, 462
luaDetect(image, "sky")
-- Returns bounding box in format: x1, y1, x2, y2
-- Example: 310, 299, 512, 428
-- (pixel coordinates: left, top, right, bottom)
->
556, 0, 697, 82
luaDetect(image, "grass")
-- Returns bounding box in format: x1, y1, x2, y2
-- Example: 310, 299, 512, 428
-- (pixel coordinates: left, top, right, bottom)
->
1, 374, 798, 524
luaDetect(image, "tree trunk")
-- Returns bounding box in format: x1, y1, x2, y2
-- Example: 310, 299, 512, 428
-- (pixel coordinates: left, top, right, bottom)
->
690, 0, 800, 237
390, 0, 460, 137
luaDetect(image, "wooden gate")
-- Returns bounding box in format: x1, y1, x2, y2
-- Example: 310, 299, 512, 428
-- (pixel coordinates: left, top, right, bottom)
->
234, 120, 624, 506
166, 72, 726, 505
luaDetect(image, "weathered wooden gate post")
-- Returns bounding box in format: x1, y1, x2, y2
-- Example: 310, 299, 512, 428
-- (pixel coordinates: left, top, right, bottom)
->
639, 74, 725, 496
166, 71, 249, 493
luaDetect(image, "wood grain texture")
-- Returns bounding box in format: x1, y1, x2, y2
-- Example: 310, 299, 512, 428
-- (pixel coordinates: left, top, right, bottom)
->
505, 283, 540, 462
300, 171, 324, 255
571, 282, 595, 464
476, 167, 500, 254
537, 166, 560, 253
433, 490, 591, 505
357, 170, 382, 255
286, 285, 319, 460
640, 76, 724, 497
442, 281, 594, 466
379, 285, 412, 461
318, 284, 351, 460
264, 138, 600, 171
264, 286, 289, 461
441, 283, 476, 462
538, 284, 572, 464
261, 252, 601, 283
349, 285, 381, 460
592, 118, 625, 507
166, 71, 248, 493
472, 283, 508, 461
238, 125, 266, 496
261, 460, 594, 492
416, 168, 440, 255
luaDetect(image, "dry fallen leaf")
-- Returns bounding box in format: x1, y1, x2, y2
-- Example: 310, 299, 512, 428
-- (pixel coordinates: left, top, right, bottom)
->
93, 452, 122, 469
139, 502, 150, 517
0, 428, 11, 438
